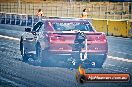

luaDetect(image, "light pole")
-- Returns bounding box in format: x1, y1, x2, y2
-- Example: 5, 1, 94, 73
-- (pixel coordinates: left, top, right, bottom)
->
122, 2, 125, 19
17, 0, 20, 13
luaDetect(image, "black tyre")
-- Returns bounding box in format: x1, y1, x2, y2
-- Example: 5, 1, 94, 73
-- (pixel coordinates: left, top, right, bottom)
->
41, 48, 50, 66
95, 55, 107, 68
22, 46, 29, 62
20, 36, 23, 55
42, 48, 49, 59
34, 42, 43, 64
87, 54, 107, 68
35, 42, 51, 66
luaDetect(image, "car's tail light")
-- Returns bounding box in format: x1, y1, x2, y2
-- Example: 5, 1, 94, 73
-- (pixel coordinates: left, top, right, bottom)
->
93, 34, 106, 42
100, 34, 107, 42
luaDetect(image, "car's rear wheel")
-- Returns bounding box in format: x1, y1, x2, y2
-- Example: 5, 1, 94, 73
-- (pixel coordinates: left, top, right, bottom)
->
94, 54, 107, 68
32, 42, 43, 65
34, 42, 51, 65
40, 48, 51, 66
42, 48, 49, 59
22, 52, 29, 62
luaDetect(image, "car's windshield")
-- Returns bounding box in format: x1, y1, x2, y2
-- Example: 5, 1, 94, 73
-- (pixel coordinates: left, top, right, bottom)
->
32, 21, 43, 32
52, 22, 93, 31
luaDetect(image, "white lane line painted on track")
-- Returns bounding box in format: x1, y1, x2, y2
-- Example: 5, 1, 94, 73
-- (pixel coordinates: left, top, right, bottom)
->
106, 63, 129, 70
108, 56, 132, 63
0, 34, 132, 63
109, 50, 132, 55
108, 36, 131, 40
0, 35, 20, 41
103, 67, 126, 73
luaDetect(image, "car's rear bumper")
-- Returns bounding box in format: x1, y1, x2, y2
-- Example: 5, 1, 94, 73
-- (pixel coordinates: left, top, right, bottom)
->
48, 50, 107, 68
49, 50, 107, 55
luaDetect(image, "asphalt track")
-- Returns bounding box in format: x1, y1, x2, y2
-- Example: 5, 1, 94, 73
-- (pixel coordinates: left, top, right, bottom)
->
0, 24, 132, 87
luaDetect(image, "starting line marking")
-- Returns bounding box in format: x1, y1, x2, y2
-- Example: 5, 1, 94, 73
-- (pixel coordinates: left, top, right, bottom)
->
0, 34, 132, 63
0, 35, 20, 41
108, 56, 132, 63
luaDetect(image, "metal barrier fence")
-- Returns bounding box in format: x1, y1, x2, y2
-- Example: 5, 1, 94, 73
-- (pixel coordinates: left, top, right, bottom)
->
0, 1, 132, 19
0, 12, 40, 27
0, 12, 132, 38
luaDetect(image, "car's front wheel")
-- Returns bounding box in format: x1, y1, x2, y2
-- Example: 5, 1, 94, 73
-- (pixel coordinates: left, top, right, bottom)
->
20, 37, 29, 62
22, 51, 29, 62
21, 46, 29, 62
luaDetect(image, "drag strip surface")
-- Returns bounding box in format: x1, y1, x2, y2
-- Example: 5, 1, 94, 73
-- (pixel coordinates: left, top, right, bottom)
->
0, 24, 132, 87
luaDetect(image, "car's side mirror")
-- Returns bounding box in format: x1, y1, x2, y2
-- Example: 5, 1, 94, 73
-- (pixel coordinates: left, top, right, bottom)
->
25, 28, 31, 32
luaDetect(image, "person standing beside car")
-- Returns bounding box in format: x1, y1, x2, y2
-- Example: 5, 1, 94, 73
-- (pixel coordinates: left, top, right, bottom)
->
36, 9, 43, 21
80, 8, 88, 19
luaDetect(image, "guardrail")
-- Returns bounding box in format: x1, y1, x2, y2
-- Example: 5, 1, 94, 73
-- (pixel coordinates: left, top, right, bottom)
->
0, 12, 40, 27
0, 12, 132, 38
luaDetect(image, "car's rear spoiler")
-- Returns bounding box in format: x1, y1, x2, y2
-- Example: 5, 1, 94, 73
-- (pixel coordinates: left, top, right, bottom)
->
46, 31, 104, 35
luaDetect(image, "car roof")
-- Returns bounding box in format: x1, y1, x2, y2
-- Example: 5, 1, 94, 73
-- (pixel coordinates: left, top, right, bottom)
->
42, 18, 90, 23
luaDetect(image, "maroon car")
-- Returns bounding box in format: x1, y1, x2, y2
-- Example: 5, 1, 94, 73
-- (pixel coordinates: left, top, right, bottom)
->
20, 18, 108, 68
